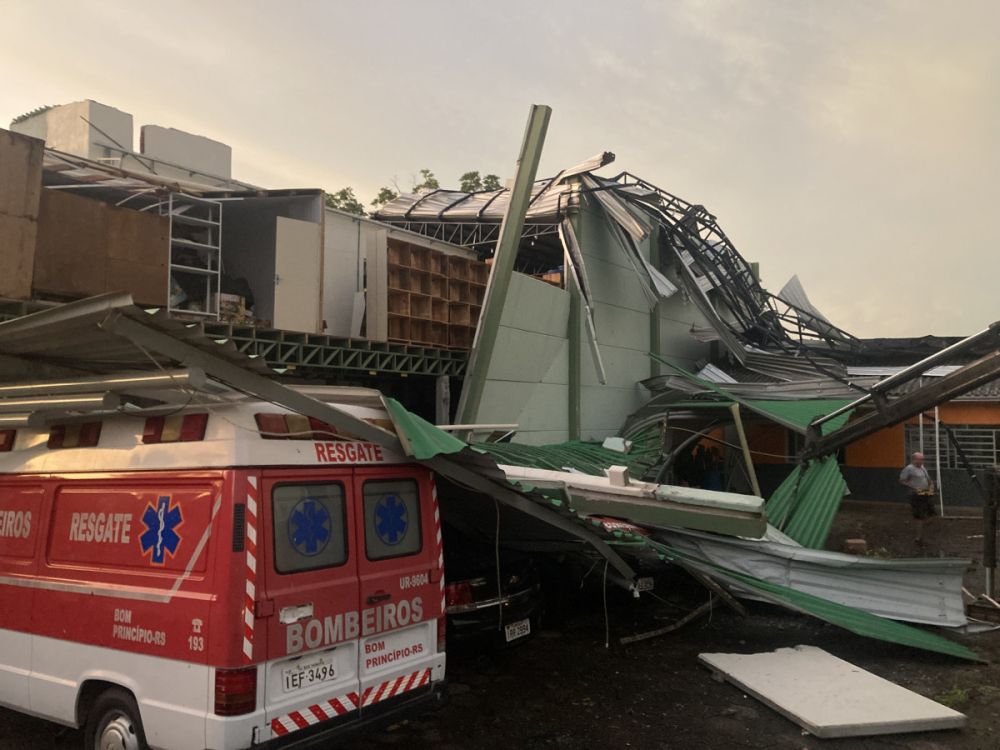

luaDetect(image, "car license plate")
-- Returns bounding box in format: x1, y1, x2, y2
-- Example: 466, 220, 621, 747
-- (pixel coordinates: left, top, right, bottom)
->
282, 653, 337, 693
505, 618, 531, 642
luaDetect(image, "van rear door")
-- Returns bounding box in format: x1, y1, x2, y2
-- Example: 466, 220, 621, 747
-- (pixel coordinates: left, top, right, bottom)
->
260, 469, 361, 737
352, 466, 443, 712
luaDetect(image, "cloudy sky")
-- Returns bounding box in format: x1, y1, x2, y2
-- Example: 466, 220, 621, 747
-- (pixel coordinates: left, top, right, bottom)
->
2, 1, 996, 337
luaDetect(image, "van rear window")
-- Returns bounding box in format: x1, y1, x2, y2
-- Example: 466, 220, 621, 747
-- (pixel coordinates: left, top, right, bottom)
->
362, 479, 422, 561
272, 484, 348, 574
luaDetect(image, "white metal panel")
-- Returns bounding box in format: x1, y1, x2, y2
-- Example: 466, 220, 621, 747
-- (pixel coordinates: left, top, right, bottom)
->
25, 632, 220, 748
274, 217, 322, 333
700, 646, 966, 738
322, 210, 363, 337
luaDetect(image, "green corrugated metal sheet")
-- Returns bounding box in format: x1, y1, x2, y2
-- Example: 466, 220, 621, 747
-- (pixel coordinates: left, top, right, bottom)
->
384, 398, 467, 460
475, 424, 662, 479
744, 399, 853, 436
648, 355, 853, 435
766, 456, 848, 549
630, 536, 979, 662
689, 555, 979, 662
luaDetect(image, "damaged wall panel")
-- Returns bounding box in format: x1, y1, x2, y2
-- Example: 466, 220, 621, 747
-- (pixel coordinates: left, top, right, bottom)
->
474, 272, 571, 444
575, 195, 713, 440
33, 190, 169, 305
0, 130, 44, 300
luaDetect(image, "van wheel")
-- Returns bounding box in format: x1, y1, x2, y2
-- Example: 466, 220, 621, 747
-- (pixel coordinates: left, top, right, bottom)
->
84, 688, 148, 750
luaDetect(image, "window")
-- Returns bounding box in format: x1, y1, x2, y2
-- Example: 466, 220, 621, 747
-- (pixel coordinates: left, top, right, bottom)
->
272, 483, 347, 574
904, 424, 1000, 469
362, 479, 422, 561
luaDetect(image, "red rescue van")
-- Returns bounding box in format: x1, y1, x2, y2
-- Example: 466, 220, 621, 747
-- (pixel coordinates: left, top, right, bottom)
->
0, 395, 446, 749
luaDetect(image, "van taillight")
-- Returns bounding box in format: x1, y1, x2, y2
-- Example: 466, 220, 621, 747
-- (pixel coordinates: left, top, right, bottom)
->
445, 581, 473, 608
143, 413, 208, 444
437, 616, 447, 653
0, 430, 14, 452
48, 422, 101, 449
214, 666, 257, 716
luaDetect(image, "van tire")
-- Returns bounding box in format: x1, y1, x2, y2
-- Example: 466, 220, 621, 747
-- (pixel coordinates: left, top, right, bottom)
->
84, 688, 149, 750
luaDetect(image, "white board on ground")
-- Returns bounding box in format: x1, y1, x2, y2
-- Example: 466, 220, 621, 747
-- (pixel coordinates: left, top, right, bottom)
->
699, 645, 966, 738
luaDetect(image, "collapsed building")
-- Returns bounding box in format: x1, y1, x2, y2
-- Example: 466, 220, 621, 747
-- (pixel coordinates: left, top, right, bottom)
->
1, 101, 999, 661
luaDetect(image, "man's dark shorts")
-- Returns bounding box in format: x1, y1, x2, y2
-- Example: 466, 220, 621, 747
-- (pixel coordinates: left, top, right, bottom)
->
910, 493, 937, 520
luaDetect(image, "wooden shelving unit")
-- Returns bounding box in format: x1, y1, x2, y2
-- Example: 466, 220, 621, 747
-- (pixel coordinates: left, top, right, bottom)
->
385, 238, 487, 349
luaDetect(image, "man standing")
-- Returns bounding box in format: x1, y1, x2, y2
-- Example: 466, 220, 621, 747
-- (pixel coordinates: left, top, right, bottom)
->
899, 451, 937, 546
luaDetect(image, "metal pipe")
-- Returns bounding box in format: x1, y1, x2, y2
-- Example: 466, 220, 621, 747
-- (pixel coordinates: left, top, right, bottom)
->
457, 104, 552, 427
936, 406, 944, 517
0, 393, 119, 414
812, 322, 999, 427
730, 404, 761, 497
0, 369, 207, 398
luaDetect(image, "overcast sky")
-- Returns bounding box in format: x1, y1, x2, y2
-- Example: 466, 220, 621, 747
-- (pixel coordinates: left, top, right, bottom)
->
2, 1, 996, 337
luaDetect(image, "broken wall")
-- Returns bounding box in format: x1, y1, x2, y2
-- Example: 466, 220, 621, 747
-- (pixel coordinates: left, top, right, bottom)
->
0, 129, 43, 299
574, 196, 713, 441
475, 272, 571, 444
33, 190, 169, 305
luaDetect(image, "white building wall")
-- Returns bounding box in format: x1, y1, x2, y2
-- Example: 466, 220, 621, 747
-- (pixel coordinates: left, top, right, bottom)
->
140, 125, 232, 180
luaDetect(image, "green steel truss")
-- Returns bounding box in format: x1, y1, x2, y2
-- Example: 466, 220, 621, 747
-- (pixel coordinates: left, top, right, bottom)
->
0, 300, 468, 378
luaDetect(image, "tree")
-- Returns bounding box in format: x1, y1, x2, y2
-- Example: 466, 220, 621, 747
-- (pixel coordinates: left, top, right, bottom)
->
370, 186, 399, 209
412, 168, 439, 194
459, 171, 483, 192
481, 173, 502, 191
325, 187, 365, 216
459, 170, 502, 192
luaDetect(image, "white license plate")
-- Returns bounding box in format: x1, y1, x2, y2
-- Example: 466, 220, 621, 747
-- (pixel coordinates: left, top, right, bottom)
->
282, 653, 337, 693
505, 618, 531, 642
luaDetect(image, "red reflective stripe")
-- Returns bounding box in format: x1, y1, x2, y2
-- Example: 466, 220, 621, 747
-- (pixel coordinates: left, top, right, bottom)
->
347, 691, 359, 709
329, 698, 347, 715
309, 705, 327, 722
271, 720, 288, 736
289, 712, 309, 730
404, 669, 420, 692
418, 668, 431, 687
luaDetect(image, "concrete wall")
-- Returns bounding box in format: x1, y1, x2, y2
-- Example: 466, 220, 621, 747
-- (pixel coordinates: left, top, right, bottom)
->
574, 197, 713, 442
469, 197, 714, 446
140, 125, 232, 179
475, 272, 571, 445
11, 101, 133, 161
0, 129, 43, 299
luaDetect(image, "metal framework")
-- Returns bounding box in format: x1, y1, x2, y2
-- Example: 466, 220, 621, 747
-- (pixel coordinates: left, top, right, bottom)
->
375, 219, 560, 253
604, 172, 865, 360
0, 300, 467, 379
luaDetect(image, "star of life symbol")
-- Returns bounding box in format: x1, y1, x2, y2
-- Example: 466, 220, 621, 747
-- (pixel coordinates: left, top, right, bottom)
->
289, 498, 331, 557
139, 495, 183, 565
374, 494, 408, 546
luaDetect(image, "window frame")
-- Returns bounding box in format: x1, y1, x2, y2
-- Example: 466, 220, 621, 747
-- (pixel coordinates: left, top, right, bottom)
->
361, 477, 423, 562
271, 481, 350, 575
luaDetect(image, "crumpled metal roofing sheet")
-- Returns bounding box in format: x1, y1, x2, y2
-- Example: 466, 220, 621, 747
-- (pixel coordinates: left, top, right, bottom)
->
0, 293, 274, 380
374, 179, 577, 223
766, 456, 848, 549
658, 528, 968, 627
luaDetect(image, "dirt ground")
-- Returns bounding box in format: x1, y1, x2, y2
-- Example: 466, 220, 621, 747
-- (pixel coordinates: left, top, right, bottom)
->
4, 500, 999, 749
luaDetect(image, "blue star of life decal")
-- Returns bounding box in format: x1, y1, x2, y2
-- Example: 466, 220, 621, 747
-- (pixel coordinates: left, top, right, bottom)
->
139, 495, 183, 565
289, 498, 331, 557
374, 494, 408, 546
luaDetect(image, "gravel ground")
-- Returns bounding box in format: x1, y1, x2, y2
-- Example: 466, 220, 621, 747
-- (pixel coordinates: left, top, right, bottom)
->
4, 501, 999, 749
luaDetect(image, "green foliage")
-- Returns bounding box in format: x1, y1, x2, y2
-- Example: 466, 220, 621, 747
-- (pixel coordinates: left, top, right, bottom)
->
413, 168, 439, 194
459, 171, 482, 192
459, 171, 502, 192
324, 187, 365, 216
371, 186, 398, 209
482, 173, 502, 191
